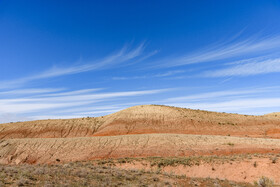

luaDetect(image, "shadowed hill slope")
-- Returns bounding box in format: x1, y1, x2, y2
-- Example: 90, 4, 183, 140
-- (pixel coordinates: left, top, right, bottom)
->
1, 105, 280, 139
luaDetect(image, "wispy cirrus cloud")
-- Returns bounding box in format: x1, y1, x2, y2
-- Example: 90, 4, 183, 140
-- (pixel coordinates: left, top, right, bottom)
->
203, 57, 280, 77
0, 88, 168, 119
39, 88, 103, 97
0, 88, 65, 96
0, 43, 151, 89
167, 98, 280, 115
112, 70, 185, 80
2, 35, 280, 123
164, 86, 280, 102
0, 113, 32, 124
163, 87, 280, 115
57, 105, 123, 114
157, 35, 280, 68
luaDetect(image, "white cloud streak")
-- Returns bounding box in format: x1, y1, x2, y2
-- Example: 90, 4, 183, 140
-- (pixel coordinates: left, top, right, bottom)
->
29, 115, 85, 120
204, 57, 280, 77
168, 98, 280, 115
0, 43, 148, 89
165, 87, 279, 102
0, 88, 65, 95
0, 88, 167, 114
0, 113, 32, 123
56, 105, 123, 114
112, 70, 185, 80
163, 87, 280, 115
158, 35, 280, 67
40, 88, 103, 97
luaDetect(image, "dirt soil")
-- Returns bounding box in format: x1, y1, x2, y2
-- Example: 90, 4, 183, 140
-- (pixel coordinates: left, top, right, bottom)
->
114, 156, 280, 184
0, 104, 280, 185
1, 105, 280, 139
0, 161, 256, 187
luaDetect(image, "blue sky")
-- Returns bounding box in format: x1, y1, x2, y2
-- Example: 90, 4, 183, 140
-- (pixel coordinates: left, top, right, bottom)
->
1, 0, 280, 123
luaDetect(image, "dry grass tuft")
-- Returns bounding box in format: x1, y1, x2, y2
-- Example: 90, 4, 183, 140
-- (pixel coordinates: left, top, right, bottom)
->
0, 161, 255, 187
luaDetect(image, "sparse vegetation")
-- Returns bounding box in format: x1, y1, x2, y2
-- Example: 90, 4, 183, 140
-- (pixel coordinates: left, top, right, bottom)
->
226, 142, 235, 146
0, 161, 255, 187
254, 176, 274, 187
96, 154, 279, 168
1, 105, 280, 185
271, 157, 277, 164
253, 161, 257, 167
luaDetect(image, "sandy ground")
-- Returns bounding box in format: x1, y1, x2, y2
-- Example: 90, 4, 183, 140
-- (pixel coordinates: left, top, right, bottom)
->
116, 157, 280, 184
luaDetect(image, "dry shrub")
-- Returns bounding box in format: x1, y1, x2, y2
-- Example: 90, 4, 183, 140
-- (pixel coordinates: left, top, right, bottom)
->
255, 176, 274, 187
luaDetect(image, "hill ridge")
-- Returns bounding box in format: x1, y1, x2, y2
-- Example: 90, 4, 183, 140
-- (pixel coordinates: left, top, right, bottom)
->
1, 104, 280, 139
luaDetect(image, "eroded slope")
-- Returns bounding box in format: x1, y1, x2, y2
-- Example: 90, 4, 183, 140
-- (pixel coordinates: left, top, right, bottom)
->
1, 105, 280, 139
1, 134, 280, 164
95, 105, 280, 138
0, 117, 105, 139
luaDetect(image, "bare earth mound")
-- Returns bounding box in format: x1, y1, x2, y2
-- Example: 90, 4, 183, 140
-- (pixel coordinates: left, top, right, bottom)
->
0, 104, 280, 185
1, 105, 280, 139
